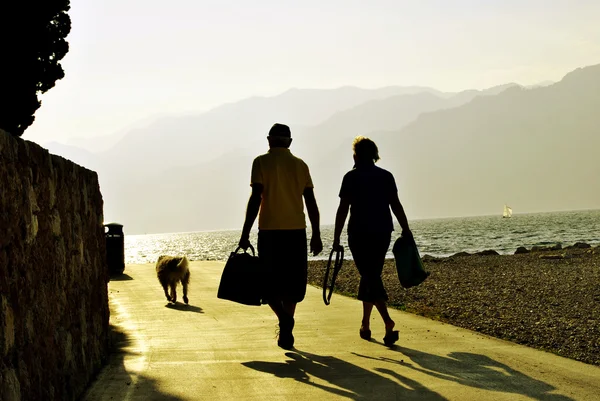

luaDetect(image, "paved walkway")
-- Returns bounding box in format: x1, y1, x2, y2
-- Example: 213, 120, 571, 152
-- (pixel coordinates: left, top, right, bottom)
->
82, 261, 600, 401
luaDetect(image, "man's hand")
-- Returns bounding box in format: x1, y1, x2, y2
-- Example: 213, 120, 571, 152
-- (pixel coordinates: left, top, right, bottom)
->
402, 229, 413, 240
310, 234, 323, 256
332, 238, 343, 252
239, 235, 251, 250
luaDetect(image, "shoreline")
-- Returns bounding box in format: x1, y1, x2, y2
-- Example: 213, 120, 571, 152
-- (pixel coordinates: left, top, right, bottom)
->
307, 244, 600, 366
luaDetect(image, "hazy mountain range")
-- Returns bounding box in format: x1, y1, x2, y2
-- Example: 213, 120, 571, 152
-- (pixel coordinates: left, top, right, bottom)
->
43, 65, 600, 234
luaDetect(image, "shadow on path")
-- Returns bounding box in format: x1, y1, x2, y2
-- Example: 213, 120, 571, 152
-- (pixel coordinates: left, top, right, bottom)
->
109, 273, 134, 281
243, 349, 448, 400
165, 303, 204, 313
354, 344, 574, 401
81, 324, 183, 401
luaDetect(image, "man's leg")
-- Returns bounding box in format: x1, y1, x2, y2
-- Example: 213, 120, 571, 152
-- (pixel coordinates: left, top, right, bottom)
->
269, 300, 296, 326
268, 301, 285, 319
264, 230, 304, 350
282, 301, 297, 317
269, 300, 294, 349
258, 231, 290, 327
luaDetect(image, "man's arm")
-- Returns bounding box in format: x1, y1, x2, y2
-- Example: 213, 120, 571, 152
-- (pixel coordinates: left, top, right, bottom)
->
303, 187, 323, 256
239, 184, 263, 249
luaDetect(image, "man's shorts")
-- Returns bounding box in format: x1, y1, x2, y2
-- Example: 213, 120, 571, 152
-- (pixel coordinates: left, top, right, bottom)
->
258, 229, 308, 303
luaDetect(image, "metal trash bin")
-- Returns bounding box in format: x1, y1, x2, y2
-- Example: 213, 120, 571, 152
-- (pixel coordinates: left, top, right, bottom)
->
104, 222, 125, 275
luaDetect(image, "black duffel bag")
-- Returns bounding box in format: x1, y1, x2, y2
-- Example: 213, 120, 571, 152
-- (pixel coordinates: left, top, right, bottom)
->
217, 245, 264, 306
392, 234, 430, 289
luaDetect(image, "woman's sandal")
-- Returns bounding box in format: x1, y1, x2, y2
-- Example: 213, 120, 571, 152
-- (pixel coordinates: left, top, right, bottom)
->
359, 328, 371, 341
383, 330, 399, 347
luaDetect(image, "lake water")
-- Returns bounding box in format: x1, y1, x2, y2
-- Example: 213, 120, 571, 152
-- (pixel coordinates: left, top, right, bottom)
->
123, 209, 600, 265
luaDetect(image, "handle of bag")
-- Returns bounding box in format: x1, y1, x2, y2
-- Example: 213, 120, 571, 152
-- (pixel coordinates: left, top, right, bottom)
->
323, 246, 344, 305
234, 244, 256, 256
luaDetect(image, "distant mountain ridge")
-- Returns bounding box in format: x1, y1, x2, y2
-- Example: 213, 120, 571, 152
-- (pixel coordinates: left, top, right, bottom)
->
371, 64, 600, 218
42, 64, 600, 233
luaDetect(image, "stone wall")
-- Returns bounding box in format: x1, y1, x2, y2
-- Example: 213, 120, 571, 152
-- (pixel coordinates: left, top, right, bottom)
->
0, 129, 109, 400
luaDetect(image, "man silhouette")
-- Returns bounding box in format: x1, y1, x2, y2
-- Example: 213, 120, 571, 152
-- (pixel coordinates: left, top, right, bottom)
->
239, 123, 323, 349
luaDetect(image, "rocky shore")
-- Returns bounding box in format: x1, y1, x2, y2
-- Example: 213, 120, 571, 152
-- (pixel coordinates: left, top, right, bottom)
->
307, 244, 600, 366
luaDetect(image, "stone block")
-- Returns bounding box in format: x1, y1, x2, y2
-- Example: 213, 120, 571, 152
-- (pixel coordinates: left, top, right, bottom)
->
514, 246, 530, 254
1, 296, 15, 357
0, 368, 21, 401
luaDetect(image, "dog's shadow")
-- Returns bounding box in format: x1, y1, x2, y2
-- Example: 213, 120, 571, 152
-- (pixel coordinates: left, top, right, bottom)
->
165, 302, 204, 313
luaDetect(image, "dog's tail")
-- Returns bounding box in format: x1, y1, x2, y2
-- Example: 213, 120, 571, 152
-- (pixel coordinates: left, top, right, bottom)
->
177, 256, 189, 270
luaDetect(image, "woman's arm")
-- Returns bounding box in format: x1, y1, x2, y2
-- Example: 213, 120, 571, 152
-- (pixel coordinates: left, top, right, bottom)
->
390, 192, 411, 234
333, 197, 350, 247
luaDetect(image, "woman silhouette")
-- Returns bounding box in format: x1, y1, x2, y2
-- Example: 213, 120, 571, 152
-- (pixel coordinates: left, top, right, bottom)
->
332, 136, 412, 346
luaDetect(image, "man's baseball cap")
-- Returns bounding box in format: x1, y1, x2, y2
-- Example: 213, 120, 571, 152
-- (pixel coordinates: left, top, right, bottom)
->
268, 123, 291, 138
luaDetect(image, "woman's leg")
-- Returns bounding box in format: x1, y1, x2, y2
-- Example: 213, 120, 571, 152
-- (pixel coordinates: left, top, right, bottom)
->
351, 232, 392, 339
359, 301, 374, 340
354, 232, 398, 344
373, 300, 395, 332
363, 298, 397, 342
362, 301, 374, 330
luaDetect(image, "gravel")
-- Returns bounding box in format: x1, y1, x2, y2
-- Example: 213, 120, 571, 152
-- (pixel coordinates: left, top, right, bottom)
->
307, 246, 600, 366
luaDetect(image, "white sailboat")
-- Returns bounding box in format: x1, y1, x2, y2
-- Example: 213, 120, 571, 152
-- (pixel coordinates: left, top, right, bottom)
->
503, 204, 513, 218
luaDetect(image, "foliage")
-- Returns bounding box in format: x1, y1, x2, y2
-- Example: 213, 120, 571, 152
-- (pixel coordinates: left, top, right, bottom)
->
0, 1, 71, 136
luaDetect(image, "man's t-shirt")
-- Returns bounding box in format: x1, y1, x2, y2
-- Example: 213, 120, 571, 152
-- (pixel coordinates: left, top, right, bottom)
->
339, 164, 397, 235
251, 148, 313, 230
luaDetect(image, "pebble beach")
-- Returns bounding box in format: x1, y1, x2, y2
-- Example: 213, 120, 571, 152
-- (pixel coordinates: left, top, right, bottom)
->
307, 244, 600, 366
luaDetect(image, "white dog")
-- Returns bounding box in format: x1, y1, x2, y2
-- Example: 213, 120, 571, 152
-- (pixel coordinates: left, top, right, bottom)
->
155, 255, 190, 304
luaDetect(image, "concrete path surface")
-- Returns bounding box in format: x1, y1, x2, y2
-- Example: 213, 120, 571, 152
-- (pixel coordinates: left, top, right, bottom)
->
82, 261, 600, 401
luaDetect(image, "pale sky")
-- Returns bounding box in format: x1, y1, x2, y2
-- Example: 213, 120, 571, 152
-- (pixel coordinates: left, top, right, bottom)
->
25, 0, 600, 146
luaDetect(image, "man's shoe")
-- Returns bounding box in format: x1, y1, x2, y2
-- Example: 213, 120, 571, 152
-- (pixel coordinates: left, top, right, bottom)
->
277, 314, 295, 349
277, 330, 294, 350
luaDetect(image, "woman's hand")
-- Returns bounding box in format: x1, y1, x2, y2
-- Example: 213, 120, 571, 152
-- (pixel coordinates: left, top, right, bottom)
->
332, 238, 343, 252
